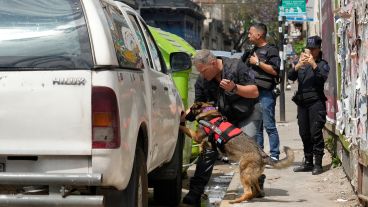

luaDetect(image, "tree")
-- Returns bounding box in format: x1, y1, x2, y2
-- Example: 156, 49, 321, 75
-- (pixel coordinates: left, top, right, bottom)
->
221, 0, 279, 51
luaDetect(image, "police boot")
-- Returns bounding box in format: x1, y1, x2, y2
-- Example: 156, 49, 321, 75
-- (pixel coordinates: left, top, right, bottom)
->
182, 191, 201, 206
255, 174, 266, 198
312, 155, 323, 175
293, 155, 314, 172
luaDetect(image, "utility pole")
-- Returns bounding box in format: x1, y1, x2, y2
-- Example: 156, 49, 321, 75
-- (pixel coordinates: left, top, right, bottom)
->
278, 0, 286, 122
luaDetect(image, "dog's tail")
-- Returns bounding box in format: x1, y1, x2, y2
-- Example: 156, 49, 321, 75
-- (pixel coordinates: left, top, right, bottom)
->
264, 146, 294, 169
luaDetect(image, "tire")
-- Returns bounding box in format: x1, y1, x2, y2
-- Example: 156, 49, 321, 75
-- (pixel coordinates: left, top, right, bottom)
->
153, 132, 184, 206
104, 148, 148, 207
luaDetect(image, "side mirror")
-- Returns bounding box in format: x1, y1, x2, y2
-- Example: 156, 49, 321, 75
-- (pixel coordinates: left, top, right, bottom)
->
170, 52, 192, 72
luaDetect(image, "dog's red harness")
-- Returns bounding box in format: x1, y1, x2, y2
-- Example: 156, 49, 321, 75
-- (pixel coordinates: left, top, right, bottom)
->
199, 117, 242, 150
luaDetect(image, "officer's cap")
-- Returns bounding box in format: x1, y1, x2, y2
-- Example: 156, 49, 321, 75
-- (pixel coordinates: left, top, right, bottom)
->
306, 36, 322, 49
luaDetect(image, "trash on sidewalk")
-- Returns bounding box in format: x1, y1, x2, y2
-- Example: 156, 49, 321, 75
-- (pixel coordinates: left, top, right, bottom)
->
336, 198, 348, 202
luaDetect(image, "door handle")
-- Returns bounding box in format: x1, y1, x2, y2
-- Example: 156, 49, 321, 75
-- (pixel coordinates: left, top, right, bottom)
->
151, 85, 157, 90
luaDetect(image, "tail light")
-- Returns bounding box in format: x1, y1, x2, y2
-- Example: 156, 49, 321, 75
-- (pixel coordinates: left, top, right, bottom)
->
92, 87, 120, 149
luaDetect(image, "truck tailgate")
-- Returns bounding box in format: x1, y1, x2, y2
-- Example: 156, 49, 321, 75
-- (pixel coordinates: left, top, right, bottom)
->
0, 70, 92, 155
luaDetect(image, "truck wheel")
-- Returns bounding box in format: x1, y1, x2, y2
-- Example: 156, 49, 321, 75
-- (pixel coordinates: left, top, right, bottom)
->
153, 132, 184, 206
122, 148, 148, 207
104, 148, 148, 207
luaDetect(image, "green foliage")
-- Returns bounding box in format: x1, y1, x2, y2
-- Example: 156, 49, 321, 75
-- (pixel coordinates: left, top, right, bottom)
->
325, 135, 334, 152
292, 39, 305, 55
325, 135, 342, 168
331, 156, 342, 168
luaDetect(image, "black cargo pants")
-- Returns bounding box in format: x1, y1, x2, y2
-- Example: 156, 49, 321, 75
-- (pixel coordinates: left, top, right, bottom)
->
188, 140, 218, 196
297, 99, 326, 157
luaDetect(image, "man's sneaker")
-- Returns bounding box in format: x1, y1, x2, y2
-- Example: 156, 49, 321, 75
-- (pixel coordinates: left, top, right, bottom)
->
182, 191, 201, 206
266, 156, 278, 168
286, 83, 292, 90
271, 156, 279, 160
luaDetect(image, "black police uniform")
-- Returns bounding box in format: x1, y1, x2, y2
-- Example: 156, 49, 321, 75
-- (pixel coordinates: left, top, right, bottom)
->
288, 52, 330, 174
183, 57, 258, 205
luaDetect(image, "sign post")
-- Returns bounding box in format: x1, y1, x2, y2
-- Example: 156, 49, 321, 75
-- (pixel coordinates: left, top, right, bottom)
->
278, 0, 286, 122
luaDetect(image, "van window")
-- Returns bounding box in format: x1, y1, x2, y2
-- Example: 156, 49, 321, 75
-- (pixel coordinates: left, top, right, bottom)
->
103, 4, 144, 69
0, 0, 93, 69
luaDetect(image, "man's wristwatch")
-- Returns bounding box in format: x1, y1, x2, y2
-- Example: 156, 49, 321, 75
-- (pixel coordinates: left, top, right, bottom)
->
255, 60, 260, 66
231, 84, 238, 93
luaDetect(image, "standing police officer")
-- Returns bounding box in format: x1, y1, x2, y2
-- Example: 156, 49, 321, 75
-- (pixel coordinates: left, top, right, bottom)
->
288, 36, 330, 175
244, 23, 281, 160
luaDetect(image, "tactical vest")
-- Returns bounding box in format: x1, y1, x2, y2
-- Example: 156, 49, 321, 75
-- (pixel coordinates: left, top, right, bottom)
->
251, 44, 280, 89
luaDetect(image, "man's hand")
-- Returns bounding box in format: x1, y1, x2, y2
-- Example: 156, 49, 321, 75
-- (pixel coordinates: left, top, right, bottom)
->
220, 79, 236, 92
249, 52, 260, 66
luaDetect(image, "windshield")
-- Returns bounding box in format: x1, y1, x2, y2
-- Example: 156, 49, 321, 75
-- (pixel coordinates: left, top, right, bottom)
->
0, 0, 93, 69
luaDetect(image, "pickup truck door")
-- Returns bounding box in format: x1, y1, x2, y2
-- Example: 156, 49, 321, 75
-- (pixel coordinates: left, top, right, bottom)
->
124, 11, 178, 168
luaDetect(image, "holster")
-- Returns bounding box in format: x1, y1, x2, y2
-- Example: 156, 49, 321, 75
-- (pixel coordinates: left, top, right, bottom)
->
292, 91, 321, 106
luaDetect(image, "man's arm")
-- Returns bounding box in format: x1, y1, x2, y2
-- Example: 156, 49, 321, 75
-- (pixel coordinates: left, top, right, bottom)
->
234, 84, 259, 98
220, 61, 259, 98
257, 61, 278, 76
219, 79, 259, 98
249, 47, 280, 76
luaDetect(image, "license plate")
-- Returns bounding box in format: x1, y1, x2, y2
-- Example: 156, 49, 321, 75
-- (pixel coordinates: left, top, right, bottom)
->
0, 163, 5, 172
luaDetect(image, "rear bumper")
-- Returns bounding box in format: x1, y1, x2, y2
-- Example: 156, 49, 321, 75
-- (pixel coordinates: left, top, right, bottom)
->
0, 173, 102, 185
0, 195, 104, 207
0, 173, 104, 207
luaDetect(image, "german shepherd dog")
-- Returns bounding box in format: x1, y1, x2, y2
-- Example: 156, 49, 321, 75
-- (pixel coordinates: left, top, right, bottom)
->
180, 102, 294, 203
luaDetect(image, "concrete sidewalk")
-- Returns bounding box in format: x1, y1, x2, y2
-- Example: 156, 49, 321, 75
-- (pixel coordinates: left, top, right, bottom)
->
219, 84, 361, 207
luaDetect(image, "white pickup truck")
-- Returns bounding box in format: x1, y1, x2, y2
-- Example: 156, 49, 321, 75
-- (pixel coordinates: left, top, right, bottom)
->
0, 0, 191, 206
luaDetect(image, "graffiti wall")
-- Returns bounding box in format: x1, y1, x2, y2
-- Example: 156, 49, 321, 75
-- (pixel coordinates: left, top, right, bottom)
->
335, 0, 368, 153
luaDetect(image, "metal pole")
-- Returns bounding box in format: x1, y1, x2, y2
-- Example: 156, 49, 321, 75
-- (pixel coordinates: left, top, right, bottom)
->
278, 0, 286, 122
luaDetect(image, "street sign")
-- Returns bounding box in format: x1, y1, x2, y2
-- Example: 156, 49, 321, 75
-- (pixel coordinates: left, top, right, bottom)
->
279, 0, 306, 17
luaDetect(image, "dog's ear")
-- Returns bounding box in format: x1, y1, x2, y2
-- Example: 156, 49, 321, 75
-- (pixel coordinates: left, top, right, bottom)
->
185, 102, 202, 122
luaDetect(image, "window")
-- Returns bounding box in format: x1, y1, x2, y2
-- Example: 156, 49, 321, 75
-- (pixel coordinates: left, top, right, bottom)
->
127, 14, 152, 68
103, 4, 143, 69
0, 0, 93, 69
138, 21, 164, 73
128, 14, 164, 73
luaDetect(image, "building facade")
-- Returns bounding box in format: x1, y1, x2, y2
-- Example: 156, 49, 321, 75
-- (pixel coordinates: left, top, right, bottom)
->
138, 0, 204, 49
